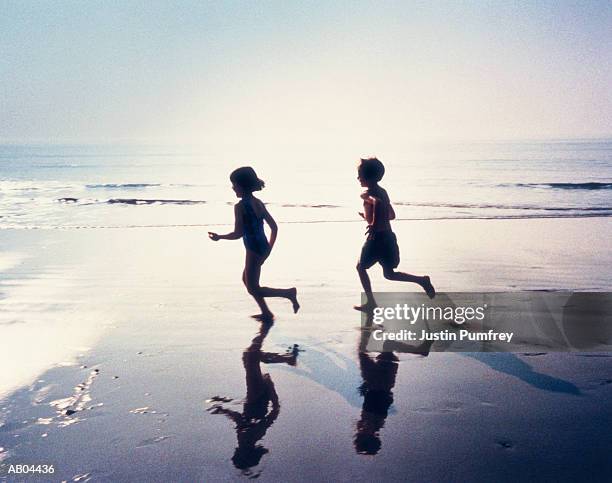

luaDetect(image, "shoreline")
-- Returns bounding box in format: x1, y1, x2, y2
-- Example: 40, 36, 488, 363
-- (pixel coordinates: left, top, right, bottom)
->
1, 211, 612, 231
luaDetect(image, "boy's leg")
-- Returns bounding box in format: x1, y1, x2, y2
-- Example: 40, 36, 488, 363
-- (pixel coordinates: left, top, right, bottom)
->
258, 285, 293, 299
379, 232, 435, 298
355, 262, 377, 310
355, 235, 379, 311
382, 267, 435, 298
382, 268, 422, 283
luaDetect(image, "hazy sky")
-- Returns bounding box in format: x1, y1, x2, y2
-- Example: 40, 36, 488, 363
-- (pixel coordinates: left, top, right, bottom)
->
1, 1, 611, 148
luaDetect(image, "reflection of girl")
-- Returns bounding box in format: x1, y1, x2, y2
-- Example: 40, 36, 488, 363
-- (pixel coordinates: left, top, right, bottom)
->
209, 322, 297, 473
209, 166, 299, 321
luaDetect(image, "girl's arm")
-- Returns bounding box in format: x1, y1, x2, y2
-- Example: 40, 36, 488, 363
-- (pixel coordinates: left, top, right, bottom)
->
211, 405, 243, 425
208, 204, 244, 241
262, 205, 278, 250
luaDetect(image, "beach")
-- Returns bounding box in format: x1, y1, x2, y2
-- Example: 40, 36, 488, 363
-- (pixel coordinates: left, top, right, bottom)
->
1, 217, 611, 481
3, 0, 612, 479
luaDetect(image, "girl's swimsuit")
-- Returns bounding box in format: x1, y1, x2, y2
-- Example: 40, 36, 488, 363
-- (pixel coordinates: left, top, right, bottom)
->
242, 200, 270, 257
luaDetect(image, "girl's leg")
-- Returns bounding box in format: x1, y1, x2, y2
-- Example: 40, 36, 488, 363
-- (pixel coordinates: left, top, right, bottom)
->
246, 251, 300, 313
260, 351, 296, 365
259, 286, 300, 313
244, 252, 273, 319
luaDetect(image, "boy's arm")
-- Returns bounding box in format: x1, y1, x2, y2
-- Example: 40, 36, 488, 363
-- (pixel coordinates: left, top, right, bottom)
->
262, 205, 278, 249
382, 189, 396, 220
364, 198, 376, 225
388, 202, 396, 220
208, 204, 244, 241
360, 193, 376, 224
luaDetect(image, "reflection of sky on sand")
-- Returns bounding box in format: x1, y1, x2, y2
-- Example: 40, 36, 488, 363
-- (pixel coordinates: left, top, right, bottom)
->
272, 338, 364, 409
0, 260, 106, 400
271, 328, 582, 416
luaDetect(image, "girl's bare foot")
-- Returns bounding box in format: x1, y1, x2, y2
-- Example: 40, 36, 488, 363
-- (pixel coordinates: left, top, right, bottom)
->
353, 302, 376, 313
251, 312, 274, 322
289, 287, 300, 314
422, 276, 435, 299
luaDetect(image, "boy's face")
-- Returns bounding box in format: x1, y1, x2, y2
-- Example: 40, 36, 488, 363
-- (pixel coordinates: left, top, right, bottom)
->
357, 171, 370, 188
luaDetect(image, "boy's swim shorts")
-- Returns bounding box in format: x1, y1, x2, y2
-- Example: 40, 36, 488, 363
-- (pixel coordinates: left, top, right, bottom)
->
358, 230, 400, 270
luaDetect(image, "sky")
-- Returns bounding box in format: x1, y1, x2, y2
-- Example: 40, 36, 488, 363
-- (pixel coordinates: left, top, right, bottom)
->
1, 0, 611, 149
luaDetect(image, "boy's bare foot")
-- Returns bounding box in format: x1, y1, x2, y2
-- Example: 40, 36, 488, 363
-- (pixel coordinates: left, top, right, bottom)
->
415, 339, 434, 356
422, 276, 435, 299
251, 312, 274, 322
289, 287, 300, 314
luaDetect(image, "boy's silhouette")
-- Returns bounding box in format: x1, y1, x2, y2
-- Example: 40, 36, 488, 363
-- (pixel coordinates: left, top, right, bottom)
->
354, 158, 435, 312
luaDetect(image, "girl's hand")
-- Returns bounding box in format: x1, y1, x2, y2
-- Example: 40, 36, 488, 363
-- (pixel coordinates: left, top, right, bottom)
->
208, 232, 220, 241
358, 212, 366, 220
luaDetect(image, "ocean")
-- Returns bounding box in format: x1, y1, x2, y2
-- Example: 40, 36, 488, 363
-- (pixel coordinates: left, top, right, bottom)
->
1, 140, 611, 230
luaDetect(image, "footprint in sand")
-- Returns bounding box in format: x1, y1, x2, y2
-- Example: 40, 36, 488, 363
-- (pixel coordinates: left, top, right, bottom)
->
413, 401, 464, 414
129, 406, 168, 417
72, 473, 92, 482
496, 440, 514, 449
206, 396, 233, 404
136, 435, 171, 448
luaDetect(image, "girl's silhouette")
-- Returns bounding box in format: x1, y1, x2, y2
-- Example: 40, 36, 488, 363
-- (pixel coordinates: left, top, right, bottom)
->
209, 166, 299, 321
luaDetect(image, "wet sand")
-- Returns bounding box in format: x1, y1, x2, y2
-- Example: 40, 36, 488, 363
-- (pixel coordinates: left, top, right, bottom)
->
1, 218, 611, 481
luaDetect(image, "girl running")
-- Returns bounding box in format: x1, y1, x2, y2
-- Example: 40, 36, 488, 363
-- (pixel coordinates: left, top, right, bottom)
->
208, 166, 299, 321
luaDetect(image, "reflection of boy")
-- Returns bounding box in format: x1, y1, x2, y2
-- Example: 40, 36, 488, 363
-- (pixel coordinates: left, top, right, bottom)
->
354, 351, 398, 455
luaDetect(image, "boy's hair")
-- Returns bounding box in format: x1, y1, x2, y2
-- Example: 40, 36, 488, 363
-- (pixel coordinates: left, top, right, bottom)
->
230, 166, 265, 192
358, 157, 385, 182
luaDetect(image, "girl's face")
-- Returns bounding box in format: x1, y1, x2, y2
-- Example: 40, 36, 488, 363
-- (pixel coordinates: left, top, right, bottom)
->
232, 183, 244, 198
